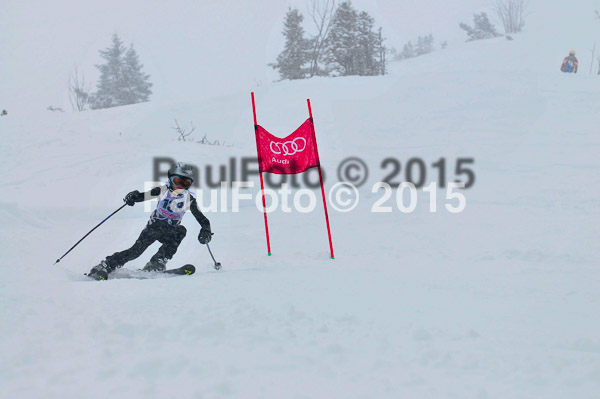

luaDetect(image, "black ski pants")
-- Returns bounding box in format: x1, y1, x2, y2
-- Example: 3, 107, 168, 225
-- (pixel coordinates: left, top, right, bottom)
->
105, 221, 187, 270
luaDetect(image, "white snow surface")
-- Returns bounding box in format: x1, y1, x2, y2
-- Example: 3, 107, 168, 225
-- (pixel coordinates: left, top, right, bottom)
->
1, 2, 600, 398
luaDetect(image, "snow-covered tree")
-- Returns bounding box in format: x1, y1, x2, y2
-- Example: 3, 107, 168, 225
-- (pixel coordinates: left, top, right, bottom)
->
91, 34, 126, 109
121, 44, 153, 105
270, 8, 312, 80
460, 13, 502, 41
271, 1, 386, 78
91, 34, 152, 109
376, 27, 386, 75
396, 35, 436, 61
355, 11, 382, 75
414, 34, 435, 56
399, 41, 415, 60
325, 1, 359, 76
324, 1, 384, 76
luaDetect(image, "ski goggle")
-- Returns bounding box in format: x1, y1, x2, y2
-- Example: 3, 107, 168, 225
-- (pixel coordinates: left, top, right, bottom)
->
171, 176, 192, 188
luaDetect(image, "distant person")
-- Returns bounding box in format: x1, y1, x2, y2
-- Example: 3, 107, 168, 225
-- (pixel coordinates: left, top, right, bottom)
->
561, 50, 578, 73
1, 110, 7, 116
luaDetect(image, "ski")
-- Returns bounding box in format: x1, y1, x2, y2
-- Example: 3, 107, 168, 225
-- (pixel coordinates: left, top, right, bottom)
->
86, 264, 195, 280
163, 264, 196, 275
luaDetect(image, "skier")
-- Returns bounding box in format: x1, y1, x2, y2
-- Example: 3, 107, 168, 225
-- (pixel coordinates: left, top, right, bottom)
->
560, 50, 578, 73
87, 162, 212, 280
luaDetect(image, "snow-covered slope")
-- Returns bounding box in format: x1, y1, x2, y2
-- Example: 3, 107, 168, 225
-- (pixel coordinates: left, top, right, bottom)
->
1, 2, 599, 399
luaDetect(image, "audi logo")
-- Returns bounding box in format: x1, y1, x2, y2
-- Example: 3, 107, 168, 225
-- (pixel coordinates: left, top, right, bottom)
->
270, 137, 307, 155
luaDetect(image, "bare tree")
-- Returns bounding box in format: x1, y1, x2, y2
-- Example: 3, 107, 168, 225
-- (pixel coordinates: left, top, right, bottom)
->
67, 67, 91, 111
494, 0, 527, 34
171, 119, 231, 146
196, 133, 230, 146
306, 0, 336, 77
172, 119, 196, 141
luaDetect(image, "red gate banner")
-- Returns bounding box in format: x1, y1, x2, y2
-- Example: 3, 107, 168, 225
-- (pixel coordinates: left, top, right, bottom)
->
254, 119, 320, 174
251, 92, 334, 259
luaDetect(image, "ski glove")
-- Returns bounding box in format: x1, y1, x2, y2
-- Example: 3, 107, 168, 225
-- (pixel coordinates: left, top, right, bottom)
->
124, 190, 141, 206
198, 228, 213, 244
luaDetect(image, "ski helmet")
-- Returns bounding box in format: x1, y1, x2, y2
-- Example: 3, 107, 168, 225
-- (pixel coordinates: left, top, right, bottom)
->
569, 50, 576, 55
168, 162, 195, 187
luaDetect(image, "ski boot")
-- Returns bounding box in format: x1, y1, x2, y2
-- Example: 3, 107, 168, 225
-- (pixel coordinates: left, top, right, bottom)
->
87, 260, 111, 281
142, 257, 168, 272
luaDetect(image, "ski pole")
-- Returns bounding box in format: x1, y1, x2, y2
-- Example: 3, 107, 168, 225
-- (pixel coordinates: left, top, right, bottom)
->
206, 243, 222, 270
53, 204, 127, 265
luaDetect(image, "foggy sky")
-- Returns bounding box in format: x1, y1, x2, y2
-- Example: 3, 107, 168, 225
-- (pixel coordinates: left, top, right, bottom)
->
1, 0, 595, 112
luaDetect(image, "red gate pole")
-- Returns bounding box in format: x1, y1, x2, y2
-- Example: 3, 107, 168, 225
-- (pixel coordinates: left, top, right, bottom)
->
251, 92, 272, 256
307, 99, 335, 259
